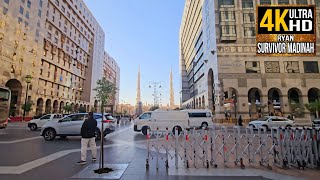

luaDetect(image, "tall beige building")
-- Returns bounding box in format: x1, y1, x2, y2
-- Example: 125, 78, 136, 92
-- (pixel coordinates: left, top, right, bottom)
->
103, 51, 120, 113
0, 0, 110, 116
180, 0, 320, 121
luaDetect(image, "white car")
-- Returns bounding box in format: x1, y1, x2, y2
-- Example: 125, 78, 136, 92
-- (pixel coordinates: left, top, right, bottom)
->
28, 114, 63, 131
248, 116, 294, 130
181, 109, 214, 128
41, 113, 115, 141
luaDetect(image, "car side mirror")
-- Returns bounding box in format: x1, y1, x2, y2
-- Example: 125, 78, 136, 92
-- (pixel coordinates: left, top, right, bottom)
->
58, 120, 62, 123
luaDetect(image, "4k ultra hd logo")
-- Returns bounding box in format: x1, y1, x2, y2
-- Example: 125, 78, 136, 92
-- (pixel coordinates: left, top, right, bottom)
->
256, 5, 316, 56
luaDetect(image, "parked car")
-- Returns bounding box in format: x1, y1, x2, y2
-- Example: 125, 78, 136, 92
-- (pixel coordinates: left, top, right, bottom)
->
41, 113, 115, 141
248, 116, 294, 130
134, 110, 189, 135
312, 118, 320, 127
28, 114, 63, 131
181, 109, 214, 128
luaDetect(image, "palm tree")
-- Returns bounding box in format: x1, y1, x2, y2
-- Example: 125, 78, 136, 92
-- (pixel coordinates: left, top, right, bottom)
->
305, 100, 320, 118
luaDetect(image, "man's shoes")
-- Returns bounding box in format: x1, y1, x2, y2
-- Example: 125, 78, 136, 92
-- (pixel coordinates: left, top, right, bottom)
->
76, 160, 86, 165
92, 158, 97, 162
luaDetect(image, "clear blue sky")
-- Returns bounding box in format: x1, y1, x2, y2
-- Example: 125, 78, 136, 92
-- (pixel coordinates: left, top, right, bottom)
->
83, 0, 184, 106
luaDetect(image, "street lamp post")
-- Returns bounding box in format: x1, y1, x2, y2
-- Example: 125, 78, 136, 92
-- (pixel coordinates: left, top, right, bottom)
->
248, 102, 252, 121
23, 75, 32, 122
233, 94, 237, 120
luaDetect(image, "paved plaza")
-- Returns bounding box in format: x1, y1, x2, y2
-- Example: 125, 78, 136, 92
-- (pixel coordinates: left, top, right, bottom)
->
0, 122, 319, 180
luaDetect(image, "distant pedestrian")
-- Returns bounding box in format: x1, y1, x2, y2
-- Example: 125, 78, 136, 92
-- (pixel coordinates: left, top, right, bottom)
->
77, 112, 97, 165
238, 115, 243, 126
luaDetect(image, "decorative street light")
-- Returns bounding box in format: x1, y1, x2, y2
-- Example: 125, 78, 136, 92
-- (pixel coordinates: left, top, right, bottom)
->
248, 102, 252, 121
22, 74, 32, 121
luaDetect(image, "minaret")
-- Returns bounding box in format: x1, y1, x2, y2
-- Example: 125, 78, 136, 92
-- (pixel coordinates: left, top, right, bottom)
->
136, 65, 141, 104
170, 67, 174, 108
136, 65, 142, 115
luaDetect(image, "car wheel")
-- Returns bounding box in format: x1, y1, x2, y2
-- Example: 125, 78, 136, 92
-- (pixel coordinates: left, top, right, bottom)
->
249, 124, 255, 129
262, 125, 268, 131
286, 125, 292, 128
201, 122, 208, 129
172, 126, 182, 135
29, 124, 37, 131
141, 126, 148, 135
43, 129, 56, 141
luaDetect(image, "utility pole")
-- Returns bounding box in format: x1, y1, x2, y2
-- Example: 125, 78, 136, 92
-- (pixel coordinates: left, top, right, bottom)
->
149, 82, 162, 107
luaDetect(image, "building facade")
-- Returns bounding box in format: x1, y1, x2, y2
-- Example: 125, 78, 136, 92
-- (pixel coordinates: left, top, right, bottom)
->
103, 51, 120, 112
180, 0, 320, 121
0, 0, 109, 117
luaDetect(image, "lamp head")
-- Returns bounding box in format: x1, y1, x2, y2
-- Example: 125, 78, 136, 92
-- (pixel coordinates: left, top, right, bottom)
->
25, 74, 32, 83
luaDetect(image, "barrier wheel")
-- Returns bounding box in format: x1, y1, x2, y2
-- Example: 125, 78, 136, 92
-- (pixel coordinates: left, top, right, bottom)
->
207, 162, 209, 168
241, 165, 245, 169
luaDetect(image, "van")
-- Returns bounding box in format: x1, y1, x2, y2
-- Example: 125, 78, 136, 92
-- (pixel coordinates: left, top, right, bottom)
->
181, 109, 214, 128
134, 110, 189, 135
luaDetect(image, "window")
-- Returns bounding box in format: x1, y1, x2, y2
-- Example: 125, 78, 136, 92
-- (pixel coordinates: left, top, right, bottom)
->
4, 0, 9, 4
139, 113, 151, 120
27, 0, 31, 8
38, 10, 42, 17
242, 0, 253, 9
55, 0, 59, 6
36, 29, 39, 37
37, 21, 40, 27
19, 6, 24, 14
40, 115, 51, 120
243, 13, 255, 23
40, 69, 43, 75
47, 32, 51, 39
48, 25, 52, 31
220, 11, 235, 21
47, 71, 50, 77
260, 0, 271, 4
296, 0, 308, 4
61, 6, 65, 12
3, 7, 8, 15
18, 17, 23, 24
284, 61, 299, 73
25, 11, 29, 19
39, 0, 43, 7
245, 61, 260, 73
52, 16, 55, 22
218, 0, 234, 6
188, 113, 211, 118
265, 61, 280, 73
244, 27, 255, 38
303, 61, 319, 73
278, 0, 289, 4
220, 25, 236, 36
24, 21, 28, 28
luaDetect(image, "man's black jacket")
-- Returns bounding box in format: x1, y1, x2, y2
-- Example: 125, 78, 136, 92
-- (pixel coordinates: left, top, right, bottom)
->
81, 117, 97, 138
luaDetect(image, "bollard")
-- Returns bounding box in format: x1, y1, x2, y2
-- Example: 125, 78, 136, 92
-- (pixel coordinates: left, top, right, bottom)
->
165, 127, 169, 168
175, 127, 179, 169
210, 126, 218, 168
156, 127, 159, 170
184, 129, 189, 168
146, 127, 150, 168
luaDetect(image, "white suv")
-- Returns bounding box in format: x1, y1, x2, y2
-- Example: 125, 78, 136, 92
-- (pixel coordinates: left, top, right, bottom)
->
41, 113, 115, 141
249, 116, 294, 130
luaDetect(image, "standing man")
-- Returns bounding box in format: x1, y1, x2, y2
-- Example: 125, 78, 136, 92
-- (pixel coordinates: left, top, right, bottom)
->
77, 112, 97, 165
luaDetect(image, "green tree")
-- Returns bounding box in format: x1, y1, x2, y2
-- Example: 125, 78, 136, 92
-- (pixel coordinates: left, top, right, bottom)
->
78, 106, 86, 113
21, 102, 33, 115
305, 100, 320, 118
63, 104, 72, 114
93, 77, 117, 173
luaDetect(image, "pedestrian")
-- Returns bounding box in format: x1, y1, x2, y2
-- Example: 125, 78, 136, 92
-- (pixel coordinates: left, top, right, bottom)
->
77, 112, 97, 165
238, 115, 243, 126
